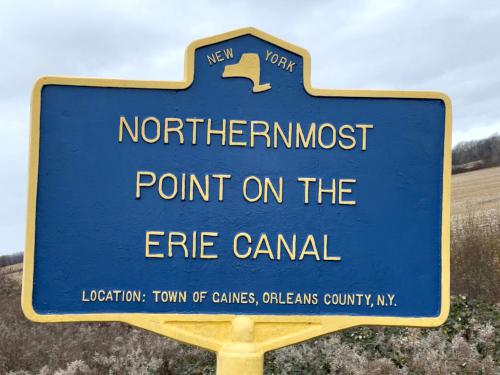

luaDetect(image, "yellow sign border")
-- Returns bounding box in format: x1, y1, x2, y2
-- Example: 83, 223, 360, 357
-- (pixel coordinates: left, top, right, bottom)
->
22, 27, 451, 354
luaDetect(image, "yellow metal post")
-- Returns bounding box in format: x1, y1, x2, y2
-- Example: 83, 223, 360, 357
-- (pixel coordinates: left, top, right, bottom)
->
217, 317, 264, 375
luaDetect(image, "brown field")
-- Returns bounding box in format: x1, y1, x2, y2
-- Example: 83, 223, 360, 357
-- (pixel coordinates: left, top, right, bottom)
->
452, 166, 500, 228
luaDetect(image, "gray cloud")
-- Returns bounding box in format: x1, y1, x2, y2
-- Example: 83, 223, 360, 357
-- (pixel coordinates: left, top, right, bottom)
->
0, 0, 499, 254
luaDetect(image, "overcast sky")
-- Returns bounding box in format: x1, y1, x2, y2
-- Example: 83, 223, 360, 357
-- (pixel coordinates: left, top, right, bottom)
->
0, 0, 499, 255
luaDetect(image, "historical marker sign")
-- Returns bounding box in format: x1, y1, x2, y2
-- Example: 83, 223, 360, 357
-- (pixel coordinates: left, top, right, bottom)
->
23, 28, 451, 373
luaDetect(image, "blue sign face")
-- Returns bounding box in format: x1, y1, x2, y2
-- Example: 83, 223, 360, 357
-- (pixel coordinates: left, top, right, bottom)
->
25, 30, 450, 321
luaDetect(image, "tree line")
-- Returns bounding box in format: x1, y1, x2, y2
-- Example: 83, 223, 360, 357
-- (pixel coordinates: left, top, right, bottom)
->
452, 133, 500, 173
0, 252, 23, 267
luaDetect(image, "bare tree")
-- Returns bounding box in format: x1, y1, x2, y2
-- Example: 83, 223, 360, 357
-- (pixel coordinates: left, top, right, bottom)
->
452, 133, 500, 173
0, 252, 23, 267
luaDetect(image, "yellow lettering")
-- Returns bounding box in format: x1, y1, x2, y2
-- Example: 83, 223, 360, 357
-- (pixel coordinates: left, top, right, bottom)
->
233, 232, 252, 259
207, 118, 226, 145
318, 123, 336, 149
212, 174, 231, 201
296, 122, 316, 148
273, 121, 292, 148
229, 119, 247, 147
158, 173, 177, 200
323, 234, 341, 261
164, 118, 184, 144
168, 232, 188, 258
297, 177, 316, 204
250, 121, 271, 147
119, 116, 138, 142
277, 234, 296, 260
355, 124, 374, 150
243, 176, 262, 202
253, 235, 274, 259
136, 171, 156, 198
299, 235, 320, 260
200, 232, 219, 259
338, 124, 356, 150
141, 116, 161, 143
339, 179, 356, 205
264, 177, 283, 203
186, 118, 203, 145
318, 178, 336, 204
189, 174, 209, 201
145, 231, 164, 258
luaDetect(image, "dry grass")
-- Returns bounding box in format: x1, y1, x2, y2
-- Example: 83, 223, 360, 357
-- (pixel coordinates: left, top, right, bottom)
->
451, 209, 500, 303
0, 275, 215, 374
451, 166, 500, 303
0, 263, 23, 284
